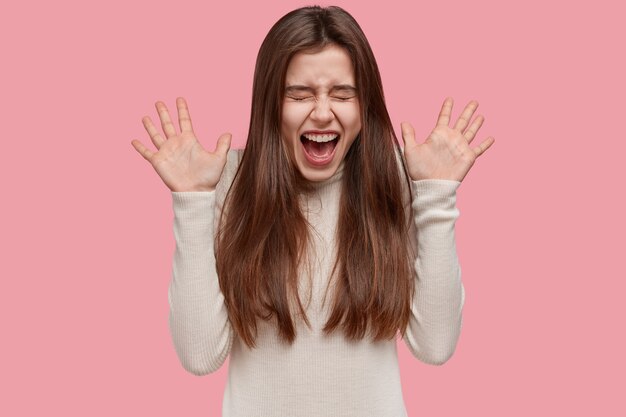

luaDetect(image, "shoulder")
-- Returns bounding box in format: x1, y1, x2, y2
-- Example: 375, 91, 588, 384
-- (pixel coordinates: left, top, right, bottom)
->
215, 148, 244, 212
222, 148, 244, 183
396, 146, 405, 168
395, 146, 409, 180
226, 147, 244, 173
395, 146, 414, 208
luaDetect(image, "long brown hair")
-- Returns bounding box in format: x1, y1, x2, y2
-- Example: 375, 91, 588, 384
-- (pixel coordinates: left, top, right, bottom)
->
215, 5, 415, 349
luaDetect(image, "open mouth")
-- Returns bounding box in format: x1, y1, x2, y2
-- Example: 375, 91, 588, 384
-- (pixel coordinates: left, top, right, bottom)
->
300, 134, 340, 160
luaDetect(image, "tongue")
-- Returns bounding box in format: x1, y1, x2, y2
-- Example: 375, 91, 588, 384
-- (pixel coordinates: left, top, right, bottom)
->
303, 138, 336, 158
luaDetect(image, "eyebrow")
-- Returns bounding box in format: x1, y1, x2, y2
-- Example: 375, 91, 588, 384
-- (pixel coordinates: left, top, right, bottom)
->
285, 84, 358, 93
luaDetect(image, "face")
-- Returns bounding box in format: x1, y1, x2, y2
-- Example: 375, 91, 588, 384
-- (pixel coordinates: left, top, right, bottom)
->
281, 44, 362, 182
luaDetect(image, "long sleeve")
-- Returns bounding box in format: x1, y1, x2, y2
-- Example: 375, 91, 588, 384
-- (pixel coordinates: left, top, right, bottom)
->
167, 149, 242, 376
168, 191, 234, 375
402, 178, 466, 366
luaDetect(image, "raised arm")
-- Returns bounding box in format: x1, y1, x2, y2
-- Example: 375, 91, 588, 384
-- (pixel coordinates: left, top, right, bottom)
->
168, 189, 235, 375
397, 97, 494, 364
168, 149, 241, 375
401, 177, 465, 365
131, 97, 237, 375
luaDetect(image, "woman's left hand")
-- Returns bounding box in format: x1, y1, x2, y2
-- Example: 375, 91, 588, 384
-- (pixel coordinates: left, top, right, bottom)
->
400, 97, 495, 182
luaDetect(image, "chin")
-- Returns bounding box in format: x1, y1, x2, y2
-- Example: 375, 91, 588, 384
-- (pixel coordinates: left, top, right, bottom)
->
297, 162, 339, 182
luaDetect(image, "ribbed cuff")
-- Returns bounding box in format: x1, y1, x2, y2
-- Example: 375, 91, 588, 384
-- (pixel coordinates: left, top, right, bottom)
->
172, 190, 215, 210
412, 179, 460, 193
412, 179, 460, 208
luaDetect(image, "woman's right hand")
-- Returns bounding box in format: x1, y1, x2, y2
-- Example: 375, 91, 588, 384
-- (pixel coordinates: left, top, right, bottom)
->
131, 97, 231, 192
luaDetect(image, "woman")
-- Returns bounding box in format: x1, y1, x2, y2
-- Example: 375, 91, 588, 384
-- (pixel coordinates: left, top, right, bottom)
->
131, 5, 493, 417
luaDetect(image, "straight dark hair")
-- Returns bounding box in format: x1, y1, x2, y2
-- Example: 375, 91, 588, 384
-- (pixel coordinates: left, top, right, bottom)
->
215, 5, 416, 349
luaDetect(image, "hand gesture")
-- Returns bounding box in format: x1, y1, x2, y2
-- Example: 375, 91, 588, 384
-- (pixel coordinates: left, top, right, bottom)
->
400, 97, 495, 182
131, 97, 232, 192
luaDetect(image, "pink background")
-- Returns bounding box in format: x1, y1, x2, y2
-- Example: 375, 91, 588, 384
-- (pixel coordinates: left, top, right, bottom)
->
2, 0, 624, 415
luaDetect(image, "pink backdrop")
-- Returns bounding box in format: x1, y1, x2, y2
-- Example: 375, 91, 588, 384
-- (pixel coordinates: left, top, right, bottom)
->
2, 0, 624, 415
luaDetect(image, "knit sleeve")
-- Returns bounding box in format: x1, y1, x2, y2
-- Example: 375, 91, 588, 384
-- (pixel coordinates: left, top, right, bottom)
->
402, 178, 465, 365
392, 146, 465, 365
167, 149, 242, 375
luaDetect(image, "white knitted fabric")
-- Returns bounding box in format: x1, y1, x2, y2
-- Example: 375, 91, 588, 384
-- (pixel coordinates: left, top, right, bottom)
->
168, 148, 465, 417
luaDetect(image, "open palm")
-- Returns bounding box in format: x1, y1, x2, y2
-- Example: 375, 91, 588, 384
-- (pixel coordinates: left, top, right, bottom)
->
400, 97, 495, 182
131, 97, 232, 192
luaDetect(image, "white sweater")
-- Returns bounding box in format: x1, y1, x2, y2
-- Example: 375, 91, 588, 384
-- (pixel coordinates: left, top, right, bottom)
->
168, 148, 465, 417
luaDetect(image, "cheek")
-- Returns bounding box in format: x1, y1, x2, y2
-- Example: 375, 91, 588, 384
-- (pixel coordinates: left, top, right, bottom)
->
282, 106, 307, 135
343, 112, 361, 134
336, 107, 361, 132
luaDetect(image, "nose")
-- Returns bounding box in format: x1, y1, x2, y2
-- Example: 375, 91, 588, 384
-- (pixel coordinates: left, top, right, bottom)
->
309, 95, 335, 123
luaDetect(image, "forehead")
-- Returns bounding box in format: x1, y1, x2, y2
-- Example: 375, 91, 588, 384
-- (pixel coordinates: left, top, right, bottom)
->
284, 44, 355, 86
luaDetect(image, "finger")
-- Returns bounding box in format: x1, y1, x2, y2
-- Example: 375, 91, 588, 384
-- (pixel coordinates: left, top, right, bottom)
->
155, 101, 178, 138
453, 100, 479, 132
215, 132, 232, 156
142, 116, 166, 149
464, 114, 484, 144
400, 122, 418, 149
131, 139, 155, 162
176, 97, 194, 133
473, 137, 495, 158
436, 97, 454, 127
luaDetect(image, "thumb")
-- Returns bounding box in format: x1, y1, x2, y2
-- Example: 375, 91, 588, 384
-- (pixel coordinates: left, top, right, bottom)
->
215, 132, 232, 156
400, 122, 418, 149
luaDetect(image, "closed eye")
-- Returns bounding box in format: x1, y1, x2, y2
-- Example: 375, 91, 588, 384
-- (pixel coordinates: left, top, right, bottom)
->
287, 96, 313, 101
286, 95, 356, 102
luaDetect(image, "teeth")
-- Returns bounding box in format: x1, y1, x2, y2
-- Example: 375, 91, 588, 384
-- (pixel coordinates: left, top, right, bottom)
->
303, 133, 339, 143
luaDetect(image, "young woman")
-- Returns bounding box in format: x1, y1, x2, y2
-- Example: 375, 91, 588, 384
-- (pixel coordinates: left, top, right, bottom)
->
131, 5, 494, 417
